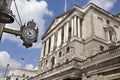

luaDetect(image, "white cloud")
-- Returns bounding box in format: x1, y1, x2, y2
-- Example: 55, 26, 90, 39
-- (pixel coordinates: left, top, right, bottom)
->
88, 0, 116, 11
0, 51, 38, 79
25, 64, 37, 70
3, 0, 53, 48
25, 64, 34, 70
0, 51, 21, 79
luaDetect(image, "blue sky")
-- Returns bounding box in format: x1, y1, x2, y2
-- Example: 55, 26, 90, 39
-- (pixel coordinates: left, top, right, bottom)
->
0, 0, 120, 79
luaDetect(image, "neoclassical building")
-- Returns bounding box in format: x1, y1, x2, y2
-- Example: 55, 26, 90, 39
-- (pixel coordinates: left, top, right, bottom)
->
30, 3, 120, 80
5, 68, 37, 80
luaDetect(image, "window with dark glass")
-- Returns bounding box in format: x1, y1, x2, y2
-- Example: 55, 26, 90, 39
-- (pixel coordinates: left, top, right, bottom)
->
46, 59, 48, 64
23, 74, 25, 77
66, 47, 70, 53
59, 51, 62, 57
106, 20, 110, 24
100, 45, 104, 51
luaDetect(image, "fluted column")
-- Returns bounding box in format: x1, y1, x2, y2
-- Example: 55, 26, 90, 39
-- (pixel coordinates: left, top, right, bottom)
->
57, 29, 62, 47
45, 39, 49, 56
64, 24, 66, 43
78, 17, 81, 38
40, 42, 45, 59
71, 18, 74, 38
50, 34, 55, 52
66, 22, 69, 41
59, 28, 62, 46
74, 16, 77, 36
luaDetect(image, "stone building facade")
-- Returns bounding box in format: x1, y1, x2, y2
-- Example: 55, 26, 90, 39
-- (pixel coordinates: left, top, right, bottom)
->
6, 68, 37, 80
30, 3, 120, 80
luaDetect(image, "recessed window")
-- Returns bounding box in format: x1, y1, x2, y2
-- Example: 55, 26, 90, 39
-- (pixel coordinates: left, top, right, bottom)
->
66, 47, 70, 53
106, 20, 110, 24
100, 46, 104, 51
23, 74, 25, 77
51, 57, 55, 68
46, 60, 48, 64
66, 59, 69, 62
27, 76, 29, 78
59, 51, 62, 57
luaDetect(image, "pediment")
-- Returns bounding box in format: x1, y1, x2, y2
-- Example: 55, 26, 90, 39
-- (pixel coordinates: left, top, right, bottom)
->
42, 5, 84, 40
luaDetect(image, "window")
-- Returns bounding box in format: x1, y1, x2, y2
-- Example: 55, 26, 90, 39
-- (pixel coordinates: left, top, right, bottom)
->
106, 20, 110, 24
12, 73, 14, 76
51, 56, 55, 68
46, 60, 48, 64
23, 74, 25, 77
59, 51, 62, 57
98, 16, 103, 22
66, 47, 70, 53
66, 59, 69, 62
27, 76, 29, 78
100, 46, 104, 51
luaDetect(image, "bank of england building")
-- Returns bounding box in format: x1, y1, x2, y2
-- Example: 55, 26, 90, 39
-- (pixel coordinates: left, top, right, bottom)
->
30, 3, 120, 80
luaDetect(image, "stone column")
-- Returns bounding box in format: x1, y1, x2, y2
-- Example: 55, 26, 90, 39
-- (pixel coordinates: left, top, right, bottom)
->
107, 31, 111, 43
66, 22, 69, 41
59, 28, 62, 46
78, 17, 81, 38
74, 16, 77, 36
50, 34, 55, 52
71, 18, 74, 38
64, 24, 66, 43
40, 42, 45, 59
57, 29, 62, 47
45, 39, 49, 56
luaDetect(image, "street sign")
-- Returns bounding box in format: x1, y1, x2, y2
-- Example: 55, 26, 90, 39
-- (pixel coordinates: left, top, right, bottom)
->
0, 11, 14, 23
